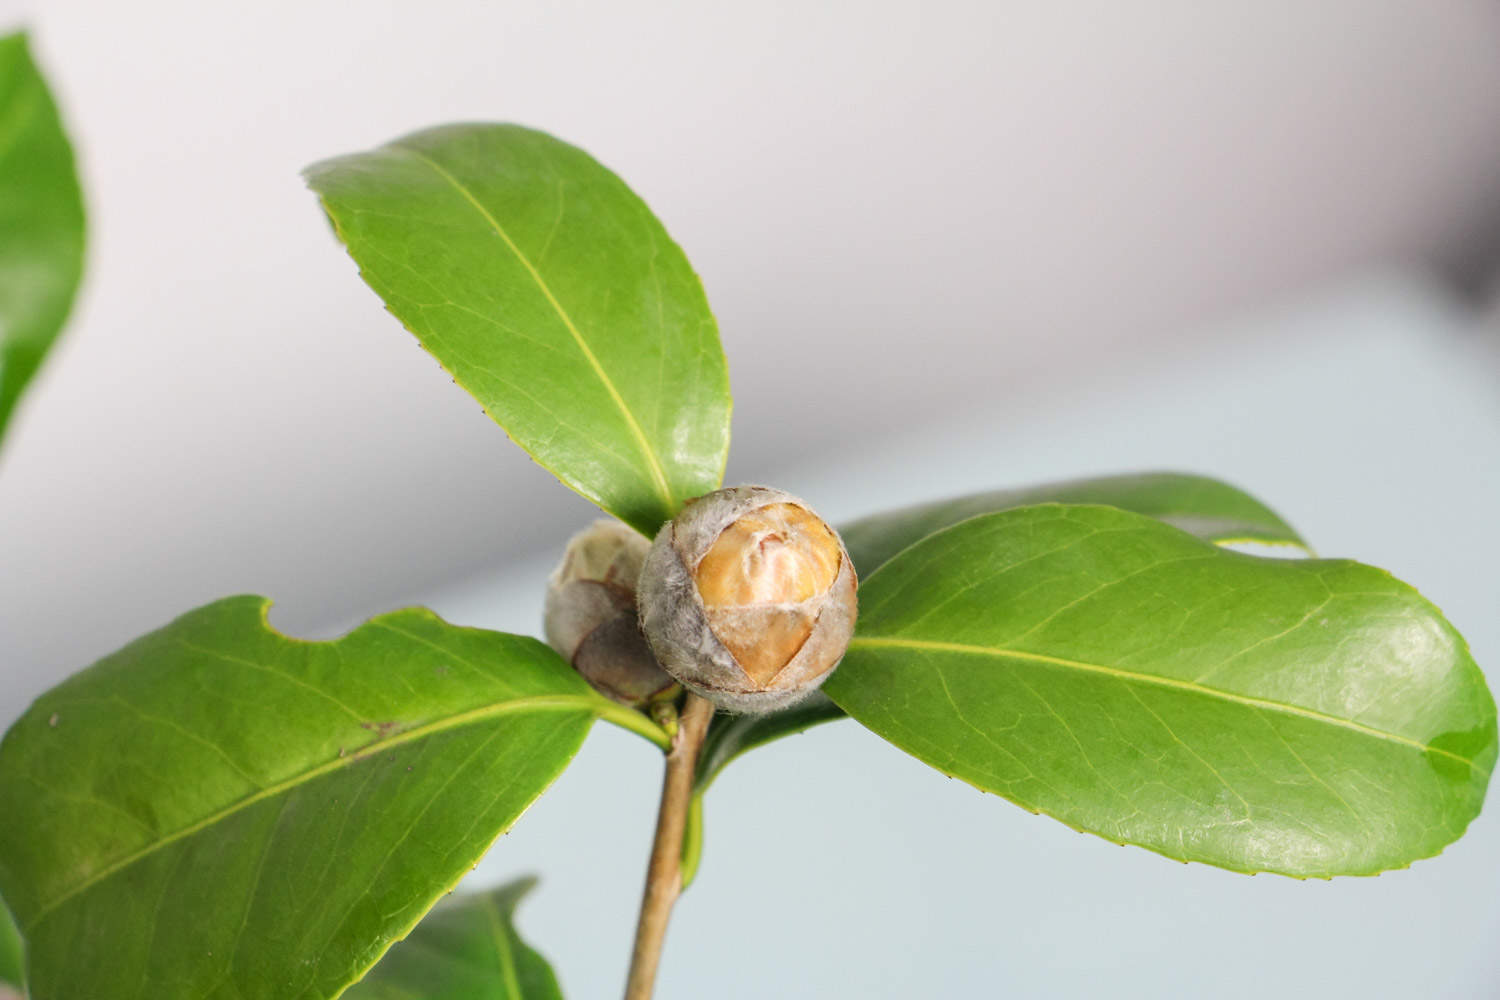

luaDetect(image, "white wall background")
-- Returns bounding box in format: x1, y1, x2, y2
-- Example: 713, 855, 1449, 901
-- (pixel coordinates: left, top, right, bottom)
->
1, 2, 1499, 997
3, 1, 1500, 698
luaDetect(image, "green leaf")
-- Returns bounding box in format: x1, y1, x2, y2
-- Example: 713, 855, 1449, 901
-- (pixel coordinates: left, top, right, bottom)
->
304, 124, 730, 536
691, 473, 1312, 795
838, 471, 1309, 576
0, 896, 20, 991
825, 504, 1496, 877
344, 877, 562, 1000
0, 31, 86, 454
0, 596, 661, 1000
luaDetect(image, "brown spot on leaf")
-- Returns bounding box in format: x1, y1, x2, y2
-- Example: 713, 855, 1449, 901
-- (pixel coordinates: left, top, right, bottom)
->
359, 720, 400, 738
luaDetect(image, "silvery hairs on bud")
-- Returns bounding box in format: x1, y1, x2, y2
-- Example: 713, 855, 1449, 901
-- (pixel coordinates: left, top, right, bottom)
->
639, 485, 857, 713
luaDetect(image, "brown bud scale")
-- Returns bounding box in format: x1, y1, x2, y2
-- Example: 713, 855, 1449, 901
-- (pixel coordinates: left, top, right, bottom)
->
639, 486, 857, 713
544, 520, 676, 706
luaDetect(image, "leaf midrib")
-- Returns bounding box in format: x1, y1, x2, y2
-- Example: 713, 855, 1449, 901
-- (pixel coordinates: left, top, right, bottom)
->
847, 636, 1487, 774
23, 695, 603, 931
483, 897, 524, 997
387, 141, 675, 513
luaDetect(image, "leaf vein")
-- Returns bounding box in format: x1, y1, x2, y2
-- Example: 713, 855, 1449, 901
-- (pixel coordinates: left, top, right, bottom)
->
22, 696, 602, 931
848, 636, 1488, 774
386, 141, 675, 511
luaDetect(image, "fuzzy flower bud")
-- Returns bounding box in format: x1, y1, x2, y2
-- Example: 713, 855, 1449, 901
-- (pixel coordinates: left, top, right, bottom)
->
638, 485, 857, 713
544, 519, 676, 706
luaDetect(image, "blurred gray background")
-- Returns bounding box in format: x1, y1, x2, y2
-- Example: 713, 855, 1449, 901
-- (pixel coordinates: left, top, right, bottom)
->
3, 2, 1500, 997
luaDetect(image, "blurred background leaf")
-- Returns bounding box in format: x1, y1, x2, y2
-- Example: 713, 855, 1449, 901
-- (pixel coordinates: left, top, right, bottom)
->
0, 30, 84, 457
0, 895, 21, 992
345, 877, 563, 1000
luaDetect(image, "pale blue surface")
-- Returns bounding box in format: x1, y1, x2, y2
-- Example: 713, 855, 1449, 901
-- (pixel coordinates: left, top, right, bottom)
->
428, 273, 1500, 999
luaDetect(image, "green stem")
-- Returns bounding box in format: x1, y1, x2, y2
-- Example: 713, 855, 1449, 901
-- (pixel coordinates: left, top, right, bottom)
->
679, 794, 705, 890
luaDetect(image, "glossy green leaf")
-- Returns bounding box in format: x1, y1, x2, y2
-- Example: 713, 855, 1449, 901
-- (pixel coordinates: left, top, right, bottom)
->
0, 31, 85, 454
692, 473, 1312, 792
0, 896, 20, 992
839, 471, 1309, 576
304, 124, 730, 536
825, 504, 1496, 877
345, 877, 562, 1000
0, 596, 664, 1000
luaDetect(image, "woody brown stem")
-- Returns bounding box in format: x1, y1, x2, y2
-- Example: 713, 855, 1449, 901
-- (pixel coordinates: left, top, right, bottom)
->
623, 693, 715, 1000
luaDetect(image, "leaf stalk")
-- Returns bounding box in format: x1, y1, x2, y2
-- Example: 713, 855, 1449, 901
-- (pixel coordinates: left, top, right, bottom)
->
597, 701, 674, 752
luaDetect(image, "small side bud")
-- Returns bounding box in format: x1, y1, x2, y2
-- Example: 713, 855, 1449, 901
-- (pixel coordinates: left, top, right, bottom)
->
638, 486, 857, 713
544, 519, 676, 706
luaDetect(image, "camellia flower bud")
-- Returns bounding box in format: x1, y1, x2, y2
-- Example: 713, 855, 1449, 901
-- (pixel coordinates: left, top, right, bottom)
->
544, 519, 676, 706
638, 485, 857, 713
